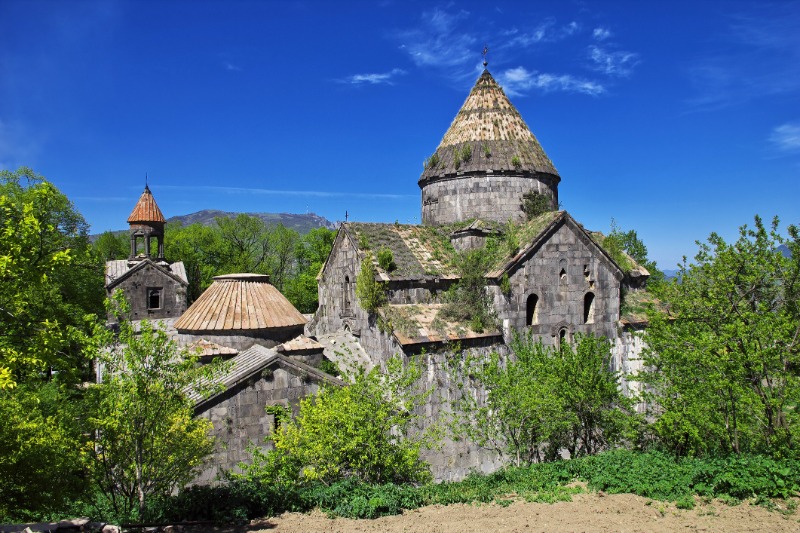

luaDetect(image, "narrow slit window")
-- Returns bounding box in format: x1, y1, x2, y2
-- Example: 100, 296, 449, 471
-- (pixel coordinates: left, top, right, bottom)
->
584, 292, 595, 324
526, 294, 539, 325
343, 276, 351, 312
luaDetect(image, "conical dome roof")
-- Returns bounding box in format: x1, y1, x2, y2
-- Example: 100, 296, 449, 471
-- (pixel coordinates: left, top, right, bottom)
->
419, 70, 559, 184
127, 185, 166, 224
174, 273, 307, 332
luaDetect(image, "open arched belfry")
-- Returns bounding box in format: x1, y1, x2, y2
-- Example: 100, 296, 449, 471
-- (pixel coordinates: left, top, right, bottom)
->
104, 185, 188, 321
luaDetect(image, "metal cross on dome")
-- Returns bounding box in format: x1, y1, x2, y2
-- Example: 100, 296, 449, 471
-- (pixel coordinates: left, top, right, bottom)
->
482, 45, 489, 67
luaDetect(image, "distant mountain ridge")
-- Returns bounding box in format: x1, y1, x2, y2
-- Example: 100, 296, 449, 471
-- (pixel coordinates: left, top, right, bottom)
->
167, 210, 337, 233
91, 210, 336, 240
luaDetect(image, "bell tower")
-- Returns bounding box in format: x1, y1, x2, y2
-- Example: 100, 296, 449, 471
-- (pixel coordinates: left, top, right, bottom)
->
127, 184, 166, 261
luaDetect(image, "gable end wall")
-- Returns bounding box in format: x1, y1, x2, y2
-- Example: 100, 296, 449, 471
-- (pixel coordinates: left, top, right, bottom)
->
492, 221, 620, 344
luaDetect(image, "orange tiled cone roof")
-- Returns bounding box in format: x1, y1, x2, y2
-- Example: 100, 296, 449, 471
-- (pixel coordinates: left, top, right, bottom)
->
127, 185, 166, 223
174, 273, 307, 332
419, 69, 559, 182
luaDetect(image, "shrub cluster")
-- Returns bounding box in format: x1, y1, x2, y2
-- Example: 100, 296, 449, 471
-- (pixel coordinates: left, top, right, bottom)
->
139, 450, 799, 523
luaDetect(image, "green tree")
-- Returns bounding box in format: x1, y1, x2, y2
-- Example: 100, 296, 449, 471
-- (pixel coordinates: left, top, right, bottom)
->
285, 227, 335, 313
355, 254, 386, 313
165, 222, 224, 302
93, 231, 129, 261
440, 248, 494, 332
642, 216, 800, 457
0, 384, 87, 521
0, 167, 101, 388
216, 214, 272, 274
268, 223, 300, 291
553, 335, 637, 457
86, 297, 222, 521
605, 221, 664, 285
521, 191, 553, 220
242, 356, 434, 485
450, 334, 635, 465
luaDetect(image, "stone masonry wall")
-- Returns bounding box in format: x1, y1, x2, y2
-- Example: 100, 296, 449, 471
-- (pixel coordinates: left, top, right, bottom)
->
421, 173, 558, 225
611, 328, 647, 413
194, 366, 321, 484
177, 325, 304, 352
493, 221, 621, 346
111, 263, 187, 321
314, 230, 367, 336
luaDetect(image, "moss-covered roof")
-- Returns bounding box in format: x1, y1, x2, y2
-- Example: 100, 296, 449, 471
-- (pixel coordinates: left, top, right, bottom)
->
619, 289, 664, 326
343, 222, 461, 279
379, 304, 501, 346
343, 211, 646, 282
419, 69, 559, 184
590, 232, 650, 278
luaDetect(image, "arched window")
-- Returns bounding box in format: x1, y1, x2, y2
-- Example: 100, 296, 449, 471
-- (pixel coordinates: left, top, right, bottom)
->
583, 292, 595, 324
558, 327, 569, 347
343, 276, 351, 312
526, 293, 539, 325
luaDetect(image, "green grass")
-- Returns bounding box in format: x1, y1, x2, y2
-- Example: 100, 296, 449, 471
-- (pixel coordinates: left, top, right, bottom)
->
137, 450, 800, 523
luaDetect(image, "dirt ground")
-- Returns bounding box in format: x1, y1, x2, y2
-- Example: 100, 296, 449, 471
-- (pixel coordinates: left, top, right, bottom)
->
206, 492, 799, 533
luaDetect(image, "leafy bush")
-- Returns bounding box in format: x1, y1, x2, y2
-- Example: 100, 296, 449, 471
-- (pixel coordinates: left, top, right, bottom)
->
139, 450, 800, 523
240, 355, 435, 486
449, 334, 637, 466
440, 248, 495, 332
377, 247, 396, 272
521, 191, 552, 220
461, 144, 472, 163
355, 254, 386, 313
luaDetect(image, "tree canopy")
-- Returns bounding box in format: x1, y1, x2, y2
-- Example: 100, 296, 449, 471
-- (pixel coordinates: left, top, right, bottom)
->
0, 167, 103, 388
642, 216, 800, 457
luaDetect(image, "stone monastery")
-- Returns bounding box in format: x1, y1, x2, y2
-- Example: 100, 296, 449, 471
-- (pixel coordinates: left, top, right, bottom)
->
107, 67, 648, 482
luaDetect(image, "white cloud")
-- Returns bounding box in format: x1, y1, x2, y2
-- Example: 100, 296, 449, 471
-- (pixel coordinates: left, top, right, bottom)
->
505, 19, 582, 48
341, 68, 407, 86
593, 27, 612, 40
498, 66, 605, 96
769, 123, 800, 152
589, 45, 639, 77
687, 4, 800, 110
397, 8, 476, 68
224, 62, 242, 72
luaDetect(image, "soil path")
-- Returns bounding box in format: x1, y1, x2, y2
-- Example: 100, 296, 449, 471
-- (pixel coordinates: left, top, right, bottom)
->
220, 492, 799, 533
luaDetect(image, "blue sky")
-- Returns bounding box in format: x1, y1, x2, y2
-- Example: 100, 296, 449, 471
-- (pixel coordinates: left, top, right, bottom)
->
1, 0, 798, 268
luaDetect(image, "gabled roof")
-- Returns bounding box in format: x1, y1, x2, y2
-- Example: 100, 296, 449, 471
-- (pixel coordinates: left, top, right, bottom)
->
419, 69, 559, 184
487, 211, 625, 281
322, 212, 643, 284
339, 222, 461, 280
105, 258, 188, 289
189, 344, 343, 411
174, 273, 306, 332
127, 185, 166, 224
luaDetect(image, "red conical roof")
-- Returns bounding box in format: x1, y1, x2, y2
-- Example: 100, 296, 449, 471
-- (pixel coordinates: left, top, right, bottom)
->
127, 185, 166, 224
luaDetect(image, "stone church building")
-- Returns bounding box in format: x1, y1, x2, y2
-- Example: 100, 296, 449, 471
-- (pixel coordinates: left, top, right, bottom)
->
313, 68, 645, 362
309, 68, 648, 479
